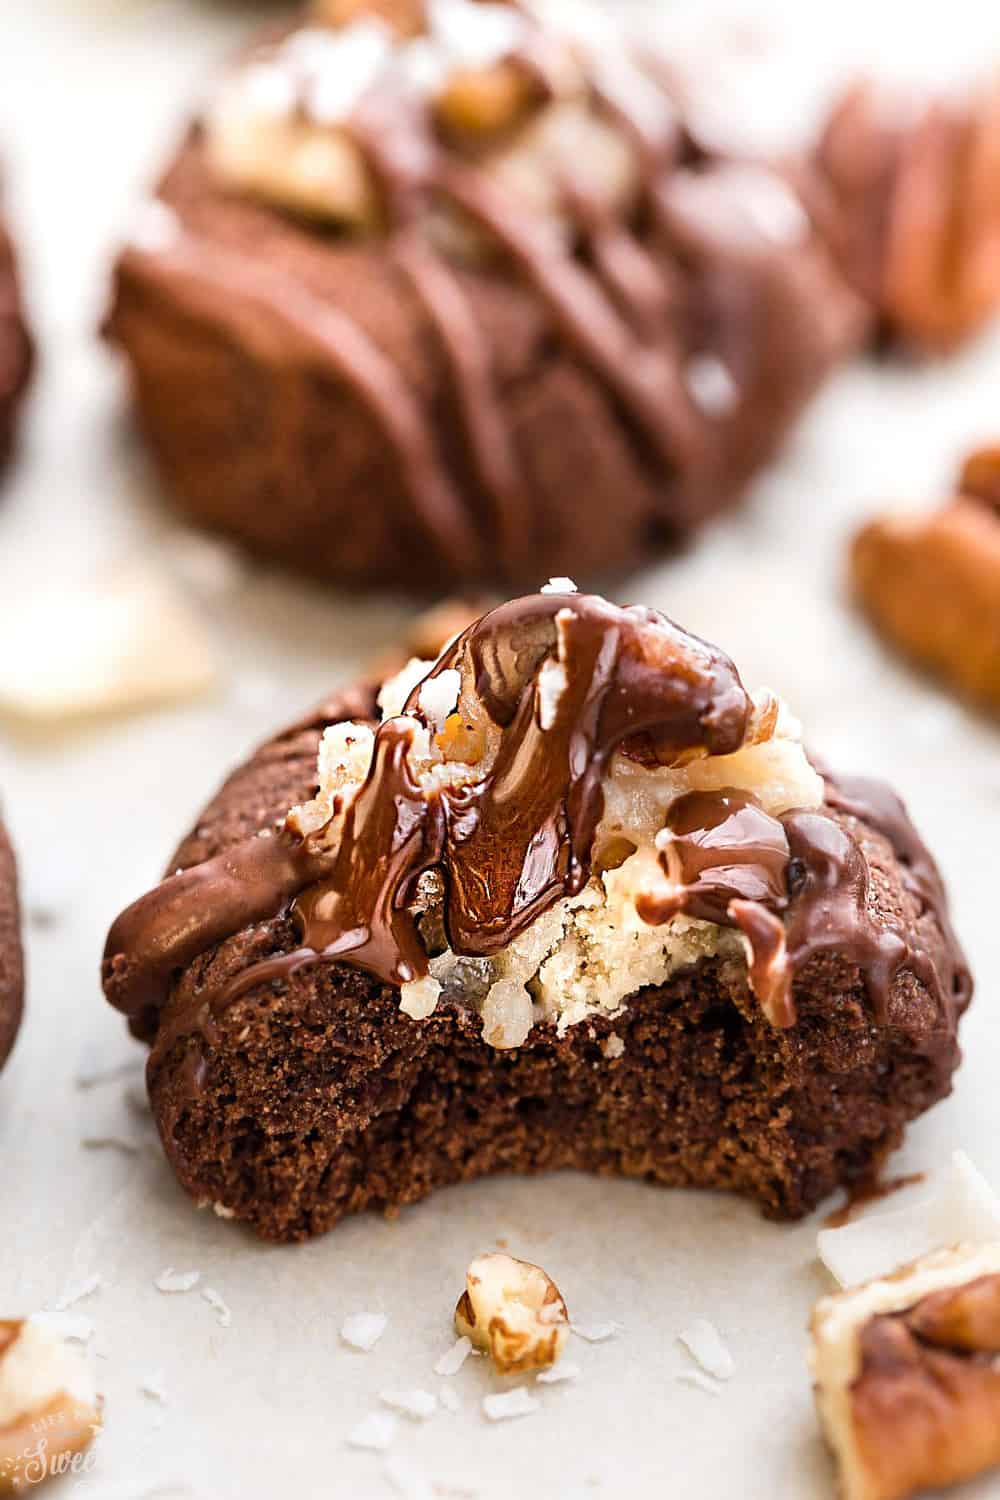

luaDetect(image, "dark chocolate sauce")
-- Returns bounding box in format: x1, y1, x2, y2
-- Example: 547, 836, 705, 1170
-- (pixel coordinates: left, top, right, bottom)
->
632, 771, 967, 1045
636, 789, 790, 928
823, 1170, 924, 1230
104, 591, 749, 1029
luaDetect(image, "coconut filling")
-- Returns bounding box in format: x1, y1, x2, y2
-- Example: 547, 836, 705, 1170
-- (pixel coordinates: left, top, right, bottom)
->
201, 1, 646, 247
288, 654, 823, 1051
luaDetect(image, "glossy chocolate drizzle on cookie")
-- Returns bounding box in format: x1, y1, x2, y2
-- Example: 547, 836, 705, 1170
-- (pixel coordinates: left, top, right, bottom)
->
104, 592, 968, 1064
117, 2, 854, 581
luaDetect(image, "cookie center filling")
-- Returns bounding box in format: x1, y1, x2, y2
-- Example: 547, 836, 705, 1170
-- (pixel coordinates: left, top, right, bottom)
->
203, 0, 658, 247
281, 586, 822, 1046
102, 590, 963, 1066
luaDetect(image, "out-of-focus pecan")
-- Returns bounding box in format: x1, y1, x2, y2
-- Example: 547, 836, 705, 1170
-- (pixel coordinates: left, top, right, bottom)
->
435, 61, 542, 143
312, 0, 427, 37
959, 443, 1000, 512
852, 445, 1000, 709
819, 78, 1000, 350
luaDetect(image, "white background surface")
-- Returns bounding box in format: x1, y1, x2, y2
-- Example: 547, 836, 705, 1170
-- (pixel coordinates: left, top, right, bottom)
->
3, 2, 1000, 1496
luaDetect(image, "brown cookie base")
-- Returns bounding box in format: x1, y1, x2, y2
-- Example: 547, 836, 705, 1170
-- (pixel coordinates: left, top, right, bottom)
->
0, 216, 32, 476
0, 821, 24, 1073
105, 119, 864, 591
135, 688, 963, 1243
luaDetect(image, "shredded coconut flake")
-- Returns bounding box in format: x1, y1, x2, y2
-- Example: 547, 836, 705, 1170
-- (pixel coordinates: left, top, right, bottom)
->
434, 1335, 474, 1376
341, 1311, 388, 1351
537, 659, 568, 732
29, 1311, 94, 1344
130, 198, 181, 255
54, 1274, 103, 1311
541, 577, 578, 594
155, 1268, 201, 1294
817, 1150, 1000, 1289
536, 1360, 581, 1385
399, 974, 442, 1021
676, 1369, 723, 1396
201, 1287, 232, 1328
383, 1453, 434, 1500
571, 1320, 621, 1344
600, 1034, 625, 1060
81, 1134, 142, 1156
302, 22, 393, 125
347, 1410, 396, 1452
379, 1388, 437, 1420
685, 354, 738, 417
480, 978, 534, 1050
438, 1385, 461, 1412
482, 1387, 540, 1422
140, 1370, 168, 1403
677, 1319, 734, 1381
418, 668, 461, 729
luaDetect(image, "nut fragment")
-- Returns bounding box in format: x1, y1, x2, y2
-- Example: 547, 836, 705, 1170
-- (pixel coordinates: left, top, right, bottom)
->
312, 0, 427, 37
435, 61, 541, 143
958, 443, 1000, 512
810, 1242, 1000, 1500
851, 455, 1000, 709
819, 79, 1000, 350
454, 1253, 569, 1374
0, 1320, 101, 1492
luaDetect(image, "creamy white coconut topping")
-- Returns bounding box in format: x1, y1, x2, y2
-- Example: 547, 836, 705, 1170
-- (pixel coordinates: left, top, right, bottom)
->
289, 649, 822, 1049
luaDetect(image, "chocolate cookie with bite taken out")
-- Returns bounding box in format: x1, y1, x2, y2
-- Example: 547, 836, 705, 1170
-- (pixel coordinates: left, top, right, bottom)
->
0, 818, 23, 1073
102, 588, 971, 1242
105, 0, 866, 592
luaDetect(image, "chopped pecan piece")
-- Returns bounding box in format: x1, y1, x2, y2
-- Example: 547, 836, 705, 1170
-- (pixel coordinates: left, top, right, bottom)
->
811, 1243, 1000, 1500
820, 78, 1000, 349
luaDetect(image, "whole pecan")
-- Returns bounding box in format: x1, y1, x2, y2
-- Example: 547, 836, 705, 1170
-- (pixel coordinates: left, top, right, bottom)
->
819, 78, 1000, 350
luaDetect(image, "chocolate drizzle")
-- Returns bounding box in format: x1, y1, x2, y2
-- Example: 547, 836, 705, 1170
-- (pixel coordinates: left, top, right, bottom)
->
118, 8, 849, 580
634, 773, 968, 1044
104, 591, 750, 1026
103, 592, 969, 1073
